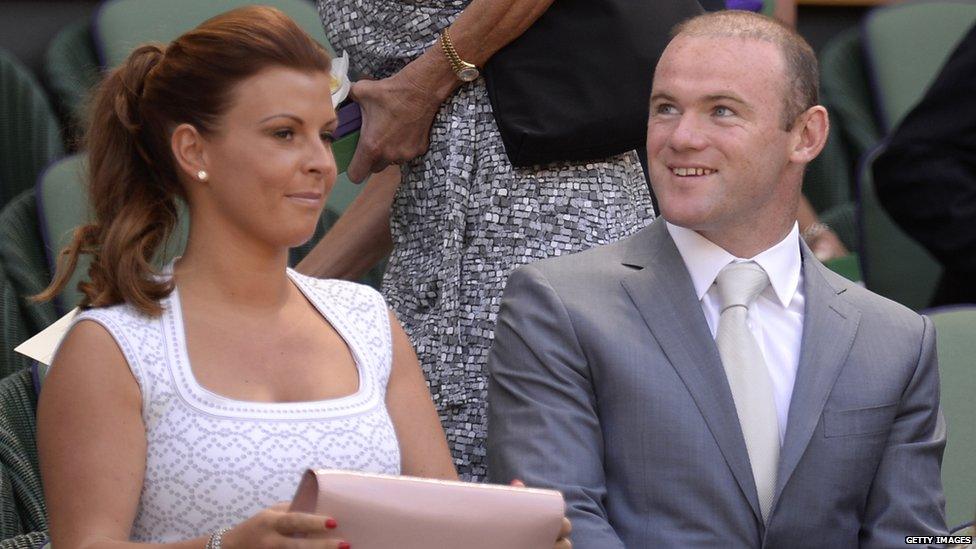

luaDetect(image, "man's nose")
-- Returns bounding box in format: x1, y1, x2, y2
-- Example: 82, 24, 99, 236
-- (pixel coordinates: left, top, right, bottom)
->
668, 113, 708, 151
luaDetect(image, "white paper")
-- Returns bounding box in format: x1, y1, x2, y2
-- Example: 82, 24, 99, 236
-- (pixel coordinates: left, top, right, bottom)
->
13, 307, 79, 366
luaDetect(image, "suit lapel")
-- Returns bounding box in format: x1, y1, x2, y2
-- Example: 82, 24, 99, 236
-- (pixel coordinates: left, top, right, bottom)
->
773, 243, 861, 507
619, 221, 764, 524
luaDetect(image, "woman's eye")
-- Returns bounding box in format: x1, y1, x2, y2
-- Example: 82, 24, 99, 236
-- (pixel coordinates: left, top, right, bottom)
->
320, 131, 336, 143
273, 129, 295, 140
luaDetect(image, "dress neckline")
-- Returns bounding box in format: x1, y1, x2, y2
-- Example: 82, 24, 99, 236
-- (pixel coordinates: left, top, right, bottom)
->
162, 267, 377, 419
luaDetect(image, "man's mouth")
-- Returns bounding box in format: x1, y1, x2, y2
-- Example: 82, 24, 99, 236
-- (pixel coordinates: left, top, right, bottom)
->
670, 167, 717, 177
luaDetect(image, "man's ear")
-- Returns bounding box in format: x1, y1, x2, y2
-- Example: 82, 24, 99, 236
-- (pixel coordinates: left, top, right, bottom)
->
789, 105, 829, 164
171, 123, 208, 182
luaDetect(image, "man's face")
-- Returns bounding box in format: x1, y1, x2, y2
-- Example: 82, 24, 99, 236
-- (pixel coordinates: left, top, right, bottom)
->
646, 34, 799, 241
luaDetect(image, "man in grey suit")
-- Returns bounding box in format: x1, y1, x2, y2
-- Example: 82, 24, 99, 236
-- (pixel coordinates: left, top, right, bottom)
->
487, 11, 947, 548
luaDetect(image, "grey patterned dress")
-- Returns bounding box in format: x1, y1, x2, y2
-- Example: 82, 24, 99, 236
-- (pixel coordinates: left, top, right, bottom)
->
319, 0, 656, 481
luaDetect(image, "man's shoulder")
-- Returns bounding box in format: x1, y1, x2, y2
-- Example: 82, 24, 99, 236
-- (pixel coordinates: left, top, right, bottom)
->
815, 261, 926, 335
512, 228, 647, 289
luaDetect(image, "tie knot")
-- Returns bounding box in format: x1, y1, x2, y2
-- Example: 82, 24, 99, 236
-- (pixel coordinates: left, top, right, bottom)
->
715, 261, 770, 311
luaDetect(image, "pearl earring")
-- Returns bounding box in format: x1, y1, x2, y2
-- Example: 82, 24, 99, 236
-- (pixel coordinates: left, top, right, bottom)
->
197, 170, 208, 181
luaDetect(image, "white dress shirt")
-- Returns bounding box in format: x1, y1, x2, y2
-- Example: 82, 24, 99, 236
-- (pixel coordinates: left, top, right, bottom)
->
666, 222, 805, 443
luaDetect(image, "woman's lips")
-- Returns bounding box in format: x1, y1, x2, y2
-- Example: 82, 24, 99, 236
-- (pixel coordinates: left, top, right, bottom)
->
285, 191, 323, 206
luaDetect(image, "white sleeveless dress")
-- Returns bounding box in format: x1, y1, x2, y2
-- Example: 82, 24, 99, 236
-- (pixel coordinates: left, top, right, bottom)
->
69, 270, 401, 542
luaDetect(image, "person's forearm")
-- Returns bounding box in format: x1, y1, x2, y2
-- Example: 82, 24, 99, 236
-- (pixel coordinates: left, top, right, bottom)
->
68, 535, 207, 549
297, 167, 399, 280
401, 0, 556, 104
797, 194, 819, 233
772, 0, 796, 27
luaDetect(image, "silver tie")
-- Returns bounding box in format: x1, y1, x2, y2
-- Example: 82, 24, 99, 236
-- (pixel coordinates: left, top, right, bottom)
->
715, 261, 779, 523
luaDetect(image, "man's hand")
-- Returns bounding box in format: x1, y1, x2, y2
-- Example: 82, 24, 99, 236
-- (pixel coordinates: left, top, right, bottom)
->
346, 66, 446, 183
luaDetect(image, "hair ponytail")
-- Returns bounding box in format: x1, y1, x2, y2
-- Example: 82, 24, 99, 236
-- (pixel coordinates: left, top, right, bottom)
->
36, 44, 181, 316
35, 6, 331, 316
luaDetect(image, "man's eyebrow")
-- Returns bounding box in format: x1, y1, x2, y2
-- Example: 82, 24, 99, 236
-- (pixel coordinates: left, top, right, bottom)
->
649, 92, 677, 103
703, 94, 749, 107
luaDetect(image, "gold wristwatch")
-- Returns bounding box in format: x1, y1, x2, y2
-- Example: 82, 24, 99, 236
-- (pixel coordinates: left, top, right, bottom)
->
440, 28, 480, 82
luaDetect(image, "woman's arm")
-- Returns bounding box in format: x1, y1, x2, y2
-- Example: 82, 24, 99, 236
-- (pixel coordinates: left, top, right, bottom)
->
384, 311, 457, 480
38, 320, 167, 548
296, 166, 398, 280
345, 0, 556, 182
39, 321, 345, 549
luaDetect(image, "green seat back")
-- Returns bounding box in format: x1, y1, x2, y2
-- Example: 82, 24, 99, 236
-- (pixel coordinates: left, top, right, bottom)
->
0, 262, 33, 380
810, 27, 879, 257
36, 155, 90, 312
0, 368, 47, 545
858, 148, 941, 310
43, 17, 102, 138
822, 253, 862, 284
0, 190, 59, 335
803, 123, 852, 215
853, 1, 976, 310
819, 26, 881, 171
927, 306, 976, 530
36, 154, 190, 311
864, 1, 976, 132
92, 0, 334, 68
0, 49, 64, 210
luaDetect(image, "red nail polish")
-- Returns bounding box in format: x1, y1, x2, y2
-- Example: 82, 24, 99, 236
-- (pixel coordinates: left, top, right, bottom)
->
338, 542, 351, 549
325, 518, 338, 529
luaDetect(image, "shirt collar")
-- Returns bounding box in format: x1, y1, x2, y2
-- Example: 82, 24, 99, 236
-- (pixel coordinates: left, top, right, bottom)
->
666, 222, 801, 307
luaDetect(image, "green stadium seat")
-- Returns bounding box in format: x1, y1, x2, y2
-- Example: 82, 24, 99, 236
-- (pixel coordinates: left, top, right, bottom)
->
857, 147, 941, 310
853, 1, 976, 310
819, 27, 882, 167
43, 17, 101, 140
0, 49, 64, 210
91, 0, 334, 67
863, 1, 976, 133
0, 368, 47, 548
925, 306, 976, 531
0, 189, 60, 377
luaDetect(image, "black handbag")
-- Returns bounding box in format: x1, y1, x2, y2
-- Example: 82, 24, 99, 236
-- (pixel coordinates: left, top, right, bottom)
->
483, 0, 703, 167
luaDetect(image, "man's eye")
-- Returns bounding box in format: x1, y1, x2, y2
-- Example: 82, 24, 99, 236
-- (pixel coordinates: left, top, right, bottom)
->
274, 129, 295, 140
654, 104, 678, 115
713, 106, 735, 117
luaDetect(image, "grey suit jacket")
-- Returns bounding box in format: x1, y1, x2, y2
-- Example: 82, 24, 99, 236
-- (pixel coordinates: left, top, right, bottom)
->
487, 219, 947, 548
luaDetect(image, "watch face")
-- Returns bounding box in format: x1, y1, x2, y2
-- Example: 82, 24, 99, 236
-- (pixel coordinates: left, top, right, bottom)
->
459, 67, 480, 82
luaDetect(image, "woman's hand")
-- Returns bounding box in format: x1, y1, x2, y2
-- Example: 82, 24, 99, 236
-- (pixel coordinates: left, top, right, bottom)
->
554, 516, 573, 549
222, 503, 349, 549
510, 479, 573, 549
345, 61, 450, 183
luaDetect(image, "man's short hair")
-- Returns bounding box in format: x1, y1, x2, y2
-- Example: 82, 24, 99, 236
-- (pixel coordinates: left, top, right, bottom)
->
672, 11, 819, 129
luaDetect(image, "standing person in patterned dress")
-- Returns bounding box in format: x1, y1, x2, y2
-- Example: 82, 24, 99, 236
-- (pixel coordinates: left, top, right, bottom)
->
300, 0, 657, 481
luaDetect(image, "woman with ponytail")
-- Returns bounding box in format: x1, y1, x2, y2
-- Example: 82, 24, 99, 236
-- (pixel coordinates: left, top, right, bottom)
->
35, 7, 469, 548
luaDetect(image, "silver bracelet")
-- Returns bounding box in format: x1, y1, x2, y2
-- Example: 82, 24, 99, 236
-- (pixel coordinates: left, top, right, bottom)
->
205, 527, 231, 549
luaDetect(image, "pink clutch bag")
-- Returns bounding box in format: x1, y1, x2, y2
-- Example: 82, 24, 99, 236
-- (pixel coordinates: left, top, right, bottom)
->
289, 469, 565, 549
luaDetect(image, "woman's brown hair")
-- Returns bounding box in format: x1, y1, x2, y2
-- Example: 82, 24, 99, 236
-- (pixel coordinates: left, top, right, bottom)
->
36, 6, 331, 316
